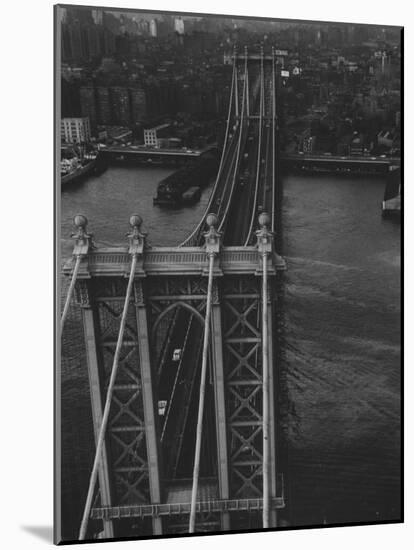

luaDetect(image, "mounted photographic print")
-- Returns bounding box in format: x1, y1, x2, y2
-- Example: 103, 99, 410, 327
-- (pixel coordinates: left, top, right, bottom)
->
55, 3, 402, 544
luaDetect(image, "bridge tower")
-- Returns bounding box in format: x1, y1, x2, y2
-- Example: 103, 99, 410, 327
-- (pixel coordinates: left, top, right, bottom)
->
63, 211, 286, 539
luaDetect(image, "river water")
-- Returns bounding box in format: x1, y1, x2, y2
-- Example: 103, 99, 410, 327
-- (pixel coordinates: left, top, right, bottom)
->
280, 174, 400, 526
61, 165, 212, 254
60, 166, 400, 539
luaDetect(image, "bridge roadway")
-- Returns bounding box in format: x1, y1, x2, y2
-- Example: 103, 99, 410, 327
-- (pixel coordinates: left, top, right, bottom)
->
224, 55, 276, 243
150, 62, 269, 504
152, 49, 279, 532
180, 51, 276, 248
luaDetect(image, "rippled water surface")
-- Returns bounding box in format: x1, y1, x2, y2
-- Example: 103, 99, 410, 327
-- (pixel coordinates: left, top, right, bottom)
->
60, 167, 401, 538
281, 173, 400, 525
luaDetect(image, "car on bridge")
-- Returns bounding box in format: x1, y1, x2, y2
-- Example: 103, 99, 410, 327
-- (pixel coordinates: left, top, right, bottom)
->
172, 348, 182, 362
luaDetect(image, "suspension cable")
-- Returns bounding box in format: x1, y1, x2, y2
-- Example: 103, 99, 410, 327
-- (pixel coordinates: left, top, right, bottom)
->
214, 52, 238, 190
79, 253, 138, 540
262, 248, 270, 528
179, 52, 237, 247
189, 225, 217, 533
218, 48, 248, 233
61, 254, 82, 330
61, 214, 92, 331
244, 49, 265, 246
188, 251, 214, 533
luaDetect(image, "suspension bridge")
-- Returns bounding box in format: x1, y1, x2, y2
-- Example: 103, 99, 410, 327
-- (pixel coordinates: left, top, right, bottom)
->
61, 46, 287, 539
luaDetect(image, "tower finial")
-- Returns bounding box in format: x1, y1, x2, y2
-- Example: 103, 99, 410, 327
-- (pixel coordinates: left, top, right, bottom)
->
256, 212, 273, 255
204, 213, 221, 255
71, 214, 93, 256
127, 214, 146, 255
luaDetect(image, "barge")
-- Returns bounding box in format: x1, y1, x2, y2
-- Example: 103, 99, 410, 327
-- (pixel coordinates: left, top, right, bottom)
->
153, 153, 218, 207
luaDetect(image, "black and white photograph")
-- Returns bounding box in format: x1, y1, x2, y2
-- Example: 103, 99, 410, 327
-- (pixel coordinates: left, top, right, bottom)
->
55, 3, 402, 544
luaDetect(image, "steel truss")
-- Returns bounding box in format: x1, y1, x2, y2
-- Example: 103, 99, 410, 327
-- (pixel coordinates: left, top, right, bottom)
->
222, 277, 269, 496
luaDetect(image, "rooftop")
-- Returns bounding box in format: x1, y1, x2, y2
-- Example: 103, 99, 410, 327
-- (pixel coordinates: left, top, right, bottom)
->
144, 123, 171, 132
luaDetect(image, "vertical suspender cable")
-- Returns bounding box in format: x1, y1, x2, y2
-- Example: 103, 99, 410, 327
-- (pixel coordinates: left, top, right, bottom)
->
79, 254, 138, 540
189, 251, 215, 533
262, 250, 270, 528
61, 254, 82, 330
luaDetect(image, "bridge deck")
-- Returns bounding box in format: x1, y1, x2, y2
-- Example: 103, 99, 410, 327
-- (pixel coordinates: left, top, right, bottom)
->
63, 246, 286, 278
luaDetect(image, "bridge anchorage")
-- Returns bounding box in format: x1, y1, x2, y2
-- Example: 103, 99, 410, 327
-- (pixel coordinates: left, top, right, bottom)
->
62, 47, 287, 539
